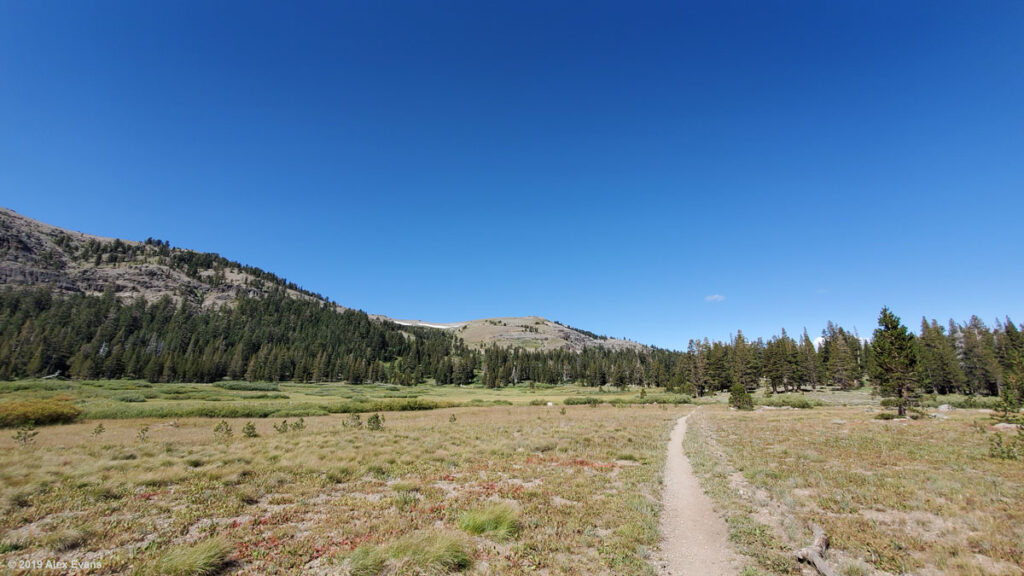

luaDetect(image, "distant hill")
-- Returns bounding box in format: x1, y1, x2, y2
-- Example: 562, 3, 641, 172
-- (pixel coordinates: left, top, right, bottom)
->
2, 207, 643, 353
383, 316, 644, 352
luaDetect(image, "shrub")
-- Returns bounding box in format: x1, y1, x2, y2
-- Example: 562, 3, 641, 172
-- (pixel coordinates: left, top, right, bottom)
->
757, 394, 820, 409
273, 420, 289, 434
729, 384, 753, 411
0, 399, 82, 427
12, 425, 37, 446
449, 414, 457, 424
609, 393, 693, 406
213, 381, 280, 391
458, 503, 520, 539
564, 397, 600, 406
367, 413, 384, 431
137, 425, 150, 443
91, 423, 105, 437
213, 420, 233, 440
989, 424, 1024, 460
242, 421, 258, 438
144, 536, 233, 576
289, 417, 305, 432
116, 392, 147, 403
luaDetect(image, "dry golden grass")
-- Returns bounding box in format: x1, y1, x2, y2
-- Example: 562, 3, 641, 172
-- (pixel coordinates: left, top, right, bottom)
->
687, 405, 1024, 576
0, 405, 686, 575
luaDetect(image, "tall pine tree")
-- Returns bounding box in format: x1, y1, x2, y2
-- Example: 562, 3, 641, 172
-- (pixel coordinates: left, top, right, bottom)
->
871, 307, 919, 417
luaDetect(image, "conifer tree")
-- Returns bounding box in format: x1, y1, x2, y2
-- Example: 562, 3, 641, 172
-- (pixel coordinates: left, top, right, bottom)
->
871, 307, 919, 417
795, 329, 822, 390
916, 318, 965, 394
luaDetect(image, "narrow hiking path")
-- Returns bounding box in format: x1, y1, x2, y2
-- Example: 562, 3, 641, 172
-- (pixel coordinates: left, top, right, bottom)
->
658, 413, 743, 575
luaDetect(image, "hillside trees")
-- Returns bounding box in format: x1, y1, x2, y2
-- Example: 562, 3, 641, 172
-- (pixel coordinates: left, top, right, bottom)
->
0, 287, 465, 384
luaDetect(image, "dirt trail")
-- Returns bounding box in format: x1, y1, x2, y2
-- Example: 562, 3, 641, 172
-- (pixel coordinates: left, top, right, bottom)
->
658, 414, 743, 575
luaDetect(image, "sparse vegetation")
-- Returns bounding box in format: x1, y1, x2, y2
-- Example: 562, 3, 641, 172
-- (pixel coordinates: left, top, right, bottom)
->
687, 405, 1024, 574
0, 406, 679, 574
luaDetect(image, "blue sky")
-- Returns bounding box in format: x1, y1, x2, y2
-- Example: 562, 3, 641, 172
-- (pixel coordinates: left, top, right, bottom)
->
2, 1, 1022, 349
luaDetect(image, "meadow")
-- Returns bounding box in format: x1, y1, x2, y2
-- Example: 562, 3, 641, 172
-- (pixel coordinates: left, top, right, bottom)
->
685, 405, 1024, 576
0, 403, 685, 575
1, 380, 1021, 576
0, 379, 690, 423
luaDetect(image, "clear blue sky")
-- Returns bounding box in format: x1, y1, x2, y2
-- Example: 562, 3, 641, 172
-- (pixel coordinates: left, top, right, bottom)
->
2, 2, 1022, 349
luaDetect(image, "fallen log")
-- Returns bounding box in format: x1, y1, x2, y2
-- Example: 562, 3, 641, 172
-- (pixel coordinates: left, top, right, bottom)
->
796, 524, 839, 576
41, 371, 62, 380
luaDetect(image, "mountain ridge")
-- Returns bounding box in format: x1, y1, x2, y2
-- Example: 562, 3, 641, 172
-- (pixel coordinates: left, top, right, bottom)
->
1, 207, 643, 352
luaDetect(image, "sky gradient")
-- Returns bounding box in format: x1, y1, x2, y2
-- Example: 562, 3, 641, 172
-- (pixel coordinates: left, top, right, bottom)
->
2, 1, 1023, 349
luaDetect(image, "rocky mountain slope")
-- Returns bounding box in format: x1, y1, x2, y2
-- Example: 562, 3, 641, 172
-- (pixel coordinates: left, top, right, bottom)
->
1, 207, 642, 352
0, 207, 338, 310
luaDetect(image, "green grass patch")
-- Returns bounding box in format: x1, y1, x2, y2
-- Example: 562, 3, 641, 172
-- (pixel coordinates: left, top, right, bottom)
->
388, 530, 473, 573
143, 536, 233, 576
458, 503, 520, 540
212, 381, 280, 392
754, 394, 822, 409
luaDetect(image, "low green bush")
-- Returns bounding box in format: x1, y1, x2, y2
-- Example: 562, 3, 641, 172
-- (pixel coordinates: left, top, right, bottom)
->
564, 396, 600, 406
212, 381, 280, 392
0, 399, 82, 427
756, 394, 821, 409
115, 392, 147, 403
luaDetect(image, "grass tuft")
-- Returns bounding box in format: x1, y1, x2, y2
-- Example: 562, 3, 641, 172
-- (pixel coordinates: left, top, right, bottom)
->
458, 503, 520, 539
348, 544, 386, 576
144, 536, 233, 576
388, 530, 473, 573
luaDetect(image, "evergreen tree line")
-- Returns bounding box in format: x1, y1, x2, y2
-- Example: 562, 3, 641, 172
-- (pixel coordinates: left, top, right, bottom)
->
478, 316, 1024, 399
0, 287, 471, 384
1, 286, 1021, 403
871, 309, 1024, 416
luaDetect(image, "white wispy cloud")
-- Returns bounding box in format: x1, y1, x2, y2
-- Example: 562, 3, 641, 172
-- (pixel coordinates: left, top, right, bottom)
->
704, 294, 725, 303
